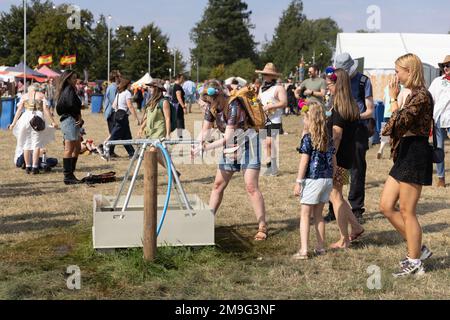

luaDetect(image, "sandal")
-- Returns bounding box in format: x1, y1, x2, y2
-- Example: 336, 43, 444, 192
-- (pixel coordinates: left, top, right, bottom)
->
292, 251, 309, 260
350, 229, 365, 243
254, 225, 268, 241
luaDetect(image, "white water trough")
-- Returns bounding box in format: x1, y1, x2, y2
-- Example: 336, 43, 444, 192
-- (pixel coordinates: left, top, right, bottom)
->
93, 194, 215, 249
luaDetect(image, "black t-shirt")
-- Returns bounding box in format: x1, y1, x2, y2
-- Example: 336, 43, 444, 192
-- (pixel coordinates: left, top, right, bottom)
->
172, 83, 185, 105
56, 86, 82, 120
327, 109, 357, 169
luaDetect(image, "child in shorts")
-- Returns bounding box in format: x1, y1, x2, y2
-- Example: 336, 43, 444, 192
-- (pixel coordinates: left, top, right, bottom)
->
293, 103, 336, 260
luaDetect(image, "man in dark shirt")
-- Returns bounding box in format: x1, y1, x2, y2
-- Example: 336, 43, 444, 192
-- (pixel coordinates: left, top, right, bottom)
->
172, 74, 187, 139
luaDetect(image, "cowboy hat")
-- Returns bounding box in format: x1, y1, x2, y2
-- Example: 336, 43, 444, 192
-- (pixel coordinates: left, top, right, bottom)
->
255, 63, 282, 77
145, 78, 166, 92
438, 55, 450, 69
334, 53, 358, 76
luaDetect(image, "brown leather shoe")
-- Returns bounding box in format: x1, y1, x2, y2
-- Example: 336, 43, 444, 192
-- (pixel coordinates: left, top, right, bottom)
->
437, 177, 446, 188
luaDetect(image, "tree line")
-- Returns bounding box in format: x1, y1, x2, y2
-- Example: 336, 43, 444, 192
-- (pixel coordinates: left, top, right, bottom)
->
0, 0, 341, 82
0, 0, 185, 81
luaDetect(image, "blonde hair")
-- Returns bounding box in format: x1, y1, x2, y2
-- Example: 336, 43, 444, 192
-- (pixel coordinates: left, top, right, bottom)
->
395, 53, 425, 89
303, 102, 329, 152
332, 69, 360, 122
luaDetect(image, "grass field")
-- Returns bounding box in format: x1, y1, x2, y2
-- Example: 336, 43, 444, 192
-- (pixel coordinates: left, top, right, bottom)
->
0, 105, 449, 300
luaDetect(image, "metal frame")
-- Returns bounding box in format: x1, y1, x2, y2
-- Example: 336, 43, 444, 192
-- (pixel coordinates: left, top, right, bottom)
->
105, 139, 200, 213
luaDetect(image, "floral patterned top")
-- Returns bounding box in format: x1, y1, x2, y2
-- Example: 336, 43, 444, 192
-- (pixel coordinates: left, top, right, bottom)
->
382, 86, 433, 162
298, 133, 336, 179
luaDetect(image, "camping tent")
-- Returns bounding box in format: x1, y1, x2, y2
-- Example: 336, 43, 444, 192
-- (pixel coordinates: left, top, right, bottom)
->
37, 66, 60, 78
132, 73, 153, 89
335, 33, 450, 99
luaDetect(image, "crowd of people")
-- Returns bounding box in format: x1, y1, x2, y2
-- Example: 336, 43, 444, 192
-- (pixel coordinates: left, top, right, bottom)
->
7, 52, 450, 277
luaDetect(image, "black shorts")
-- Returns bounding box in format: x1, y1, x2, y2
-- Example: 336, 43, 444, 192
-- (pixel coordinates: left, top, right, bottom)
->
389, 136, 432, 186
265, 123, 282, 137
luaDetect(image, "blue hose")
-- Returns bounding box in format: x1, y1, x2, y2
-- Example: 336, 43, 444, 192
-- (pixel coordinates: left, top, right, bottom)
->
155, 143, 172, 236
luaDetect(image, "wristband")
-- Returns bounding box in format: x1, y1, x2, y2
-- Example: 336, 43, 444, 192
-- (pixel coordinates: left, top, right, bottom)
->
296, 179, 305, 184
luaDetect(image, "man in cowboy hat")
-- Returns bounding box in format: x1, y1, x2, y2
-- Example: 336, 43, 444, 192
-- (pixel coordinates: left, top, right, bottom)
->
429, 55, 450, 188
295, 64, 326, 105
256, 63, 287, 177
329, 52, 374, 224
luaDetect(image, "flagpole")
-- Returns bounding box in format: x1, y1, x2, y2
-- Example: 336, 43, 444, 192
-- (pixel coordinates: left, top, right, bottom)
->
107, 15, 112, 83
24, 0, 27, 93
148, 34, 151, 75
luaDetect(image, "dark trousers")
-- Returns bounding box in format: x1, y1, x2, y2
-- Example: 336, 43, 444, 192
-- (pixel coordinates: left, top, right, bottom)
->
110, 110, 135, 157
348, 124, 369, 213
107, 113, 116, 153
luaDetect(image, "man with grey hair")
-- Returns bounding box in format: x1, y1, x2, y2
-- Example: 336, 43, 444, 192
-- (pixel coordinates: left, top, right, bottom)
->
326, 53, 374, 225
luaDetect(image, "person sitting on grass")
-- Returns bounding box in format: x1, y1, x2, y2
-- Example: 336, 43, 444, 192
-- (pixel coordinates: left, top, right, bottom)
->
293, 102, 336, 260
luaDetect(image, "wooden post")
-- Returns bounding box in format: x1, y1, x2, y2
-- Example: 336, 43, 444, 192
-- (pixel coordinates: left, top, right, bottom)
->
143, 148, 158, 261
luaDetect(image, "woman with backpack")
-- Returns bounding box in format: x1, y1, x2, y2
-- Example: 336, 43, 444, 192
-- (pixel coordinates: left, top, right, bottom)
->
192, 80, 268, 241
138, 79, 172, 167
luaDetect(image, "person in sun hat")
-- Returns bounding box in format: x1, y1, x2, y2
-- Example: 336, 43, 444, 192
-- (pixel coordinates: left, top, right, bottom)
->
256, 63, 287, 177
429, 55, 450, 187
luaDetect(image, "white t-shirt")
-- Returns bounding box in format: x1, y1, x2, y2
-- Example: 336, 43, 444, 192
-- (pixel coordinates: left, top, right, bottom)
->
114, 90, 132, 112
429, 76, 450, 128
259, 86, 283, 124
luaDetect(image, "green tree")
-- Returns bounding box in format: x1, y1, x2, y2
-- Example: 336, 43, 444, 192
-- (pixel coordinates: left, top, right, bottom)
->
209, 64, 226, 80
27, 4, 94, 75
224, 58, 256, 82
261, 0, 341, 77
190, 0, 257, 73
0, 0, 54, 66
117, 24, 182, 80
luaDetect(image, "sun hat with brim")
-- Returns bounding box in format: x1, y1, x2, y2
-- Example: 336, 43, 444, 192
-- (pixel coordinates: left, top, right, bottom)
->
438, 55, 450, 69
334, 53, 358, 75
145, 79, 166, 92
255, 63, 282, 77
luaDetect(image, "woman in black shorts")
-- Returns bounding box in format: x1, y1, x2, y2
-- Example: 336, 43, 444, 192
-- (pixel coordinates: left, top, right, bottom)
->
380, 53, 434, 277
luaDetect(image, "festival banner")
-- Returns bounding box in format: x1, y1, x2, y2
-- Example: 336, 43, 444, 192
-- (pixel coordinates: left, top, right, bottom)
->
38, 54, 53, 66
60, 55, 77, 66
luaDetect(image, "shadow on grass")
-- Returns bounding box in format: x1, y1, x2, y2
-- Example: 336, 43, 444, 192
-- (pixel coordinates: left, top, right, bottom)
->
0, 185, 70, 198
0, 211, 74, 223
425, 256, 450, 272
0, 219, 79, 235
352, 223, 449, 247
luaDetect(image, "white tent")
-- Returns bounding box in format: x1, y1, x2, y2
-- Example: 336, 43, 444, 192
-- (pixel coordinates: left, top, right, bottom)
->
132, 73, 153, 89
0, 66, 20, 82
335, 33, 450, 99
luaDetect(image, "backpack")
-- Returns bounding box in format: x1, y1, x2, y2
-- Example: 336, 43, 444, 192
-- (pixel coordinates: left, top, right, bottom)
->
158, 98, 178, 133
358, 74, 376, 136
81, 171, 116, 185
228, 86, 267, 131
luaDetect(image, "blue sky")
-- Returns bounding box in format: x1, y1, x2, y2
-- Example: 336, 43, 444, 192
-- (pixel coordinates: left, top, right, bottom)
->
1, 0, 449, 61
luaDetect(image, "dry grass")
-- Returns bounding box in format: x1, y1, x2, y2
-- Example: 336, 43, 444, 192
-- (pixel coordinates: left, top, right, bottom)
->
0, 105, 449, 300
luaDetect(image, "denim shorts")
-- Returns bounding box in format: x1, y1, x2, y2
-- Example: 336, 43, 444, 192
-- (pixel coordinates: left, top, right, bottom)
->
300, 178, 333, 205
219, 130, 261, 172
61, 116, 81, 142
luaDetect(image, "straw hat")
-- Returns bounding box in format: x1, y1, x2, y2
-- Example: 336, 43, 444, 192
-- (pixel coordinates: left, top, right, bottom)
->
145, 78, 166, 92
255, 63, 282, 77
438, 55, 450, 69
